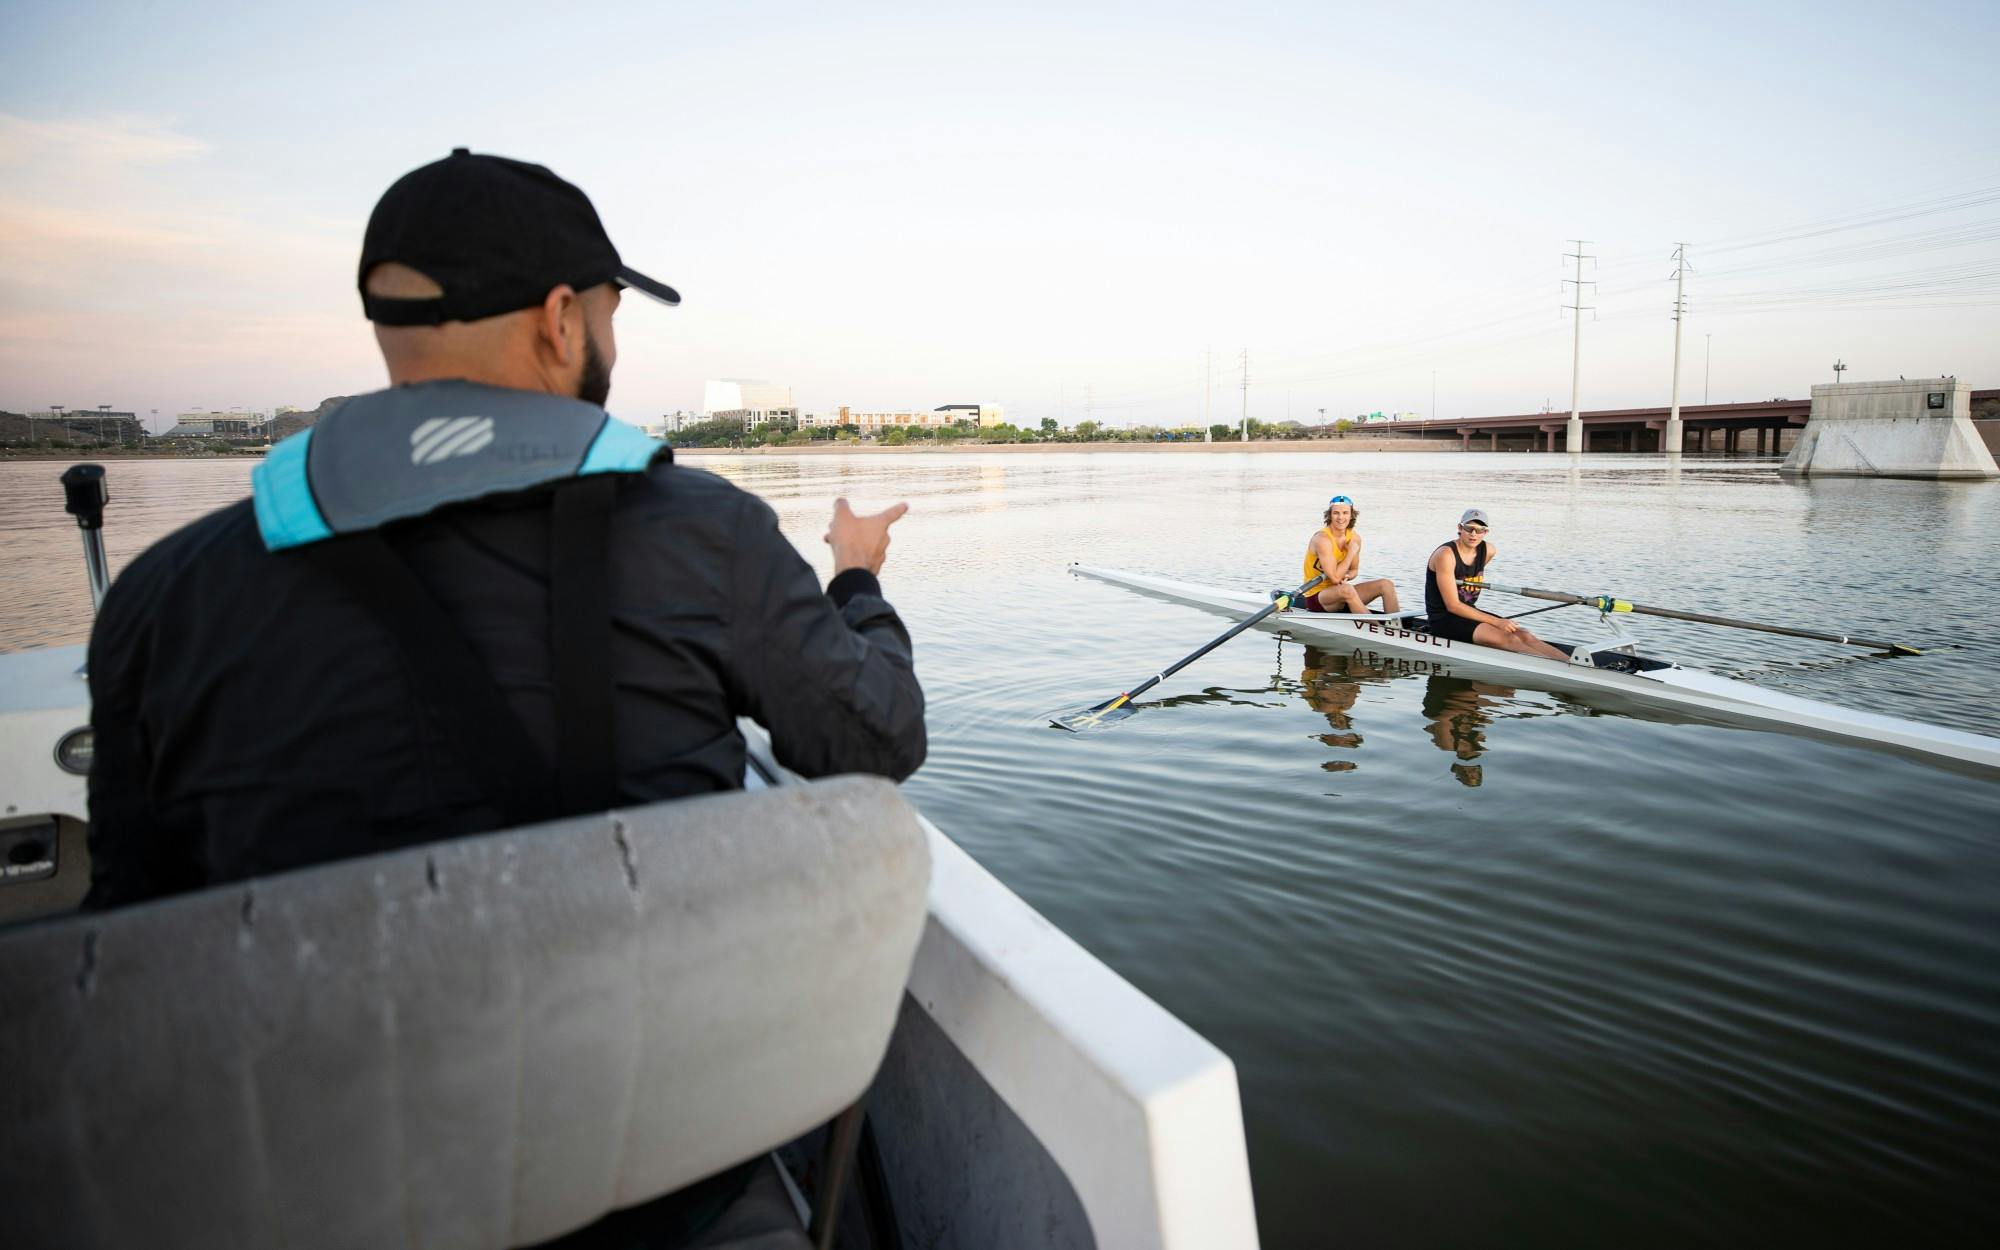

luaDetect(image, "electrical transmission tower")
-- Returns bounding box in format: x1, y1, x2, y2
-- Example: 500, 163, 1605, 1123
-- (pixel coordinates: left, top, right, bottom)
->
1667, 243, 1692, 455
1563, 240, 1595, 454
1239, 349, 1250, 442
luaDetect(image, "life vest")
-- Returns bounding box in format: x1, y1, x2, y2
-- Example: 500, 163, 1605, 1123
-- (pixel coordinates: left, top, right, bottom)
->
250, 379, 667, 551
1302, 524, 1356, 589
247, 379, 670, 823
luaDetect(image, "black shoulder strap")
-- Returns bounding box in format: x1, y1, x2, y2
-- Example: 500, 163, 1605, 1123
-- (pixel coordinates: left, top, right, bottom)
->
302, 531, 558, 825
549, 475, 617, 815
297, 475, 621, 825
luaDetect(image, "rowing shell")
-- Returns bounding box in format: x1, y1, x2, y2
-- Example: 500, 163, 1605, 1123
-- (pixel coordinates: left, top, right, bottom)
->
1070, 565, 2000, 776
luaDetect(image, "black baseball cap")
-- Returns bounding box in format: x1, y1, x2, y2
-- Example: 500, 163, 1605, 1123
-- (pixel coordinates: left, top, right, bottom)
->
359, 147, 679, 325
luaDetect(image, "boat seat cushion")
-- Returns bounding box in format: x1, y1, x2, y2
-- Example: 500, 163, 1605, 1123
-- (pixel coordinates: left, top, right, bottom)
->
0, 776, 930, 1250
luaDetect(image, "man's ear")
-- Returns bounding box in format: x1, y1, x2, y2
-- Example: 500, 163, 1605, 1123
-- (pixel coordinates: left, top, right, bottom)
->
536, 284, 582, 367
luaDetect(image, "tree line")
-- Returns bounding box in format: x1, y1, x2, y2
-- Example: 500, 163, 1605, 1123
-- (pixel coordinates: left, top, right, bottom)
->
669, 415, 1363, 448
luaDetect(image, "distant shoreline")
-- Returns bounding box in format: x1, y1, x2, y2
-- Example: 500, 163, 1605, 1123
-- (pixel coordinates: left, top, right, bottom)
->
0, 437, 1458, 463
0, 448, 261, 461
675, 438, 1457, 456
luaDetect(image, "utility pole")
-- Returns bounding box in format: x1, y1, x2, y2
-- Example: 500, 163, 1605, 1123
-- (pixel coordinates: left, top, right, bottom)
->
1832, 358, 1847, 385
1704, 334, 1712, 405
1204, 349, 1212, 442
1431, 370, 1437, 421
1563, 240, 1595, 454
1239, 349, 1249, 442
1666, 243, 1691, 455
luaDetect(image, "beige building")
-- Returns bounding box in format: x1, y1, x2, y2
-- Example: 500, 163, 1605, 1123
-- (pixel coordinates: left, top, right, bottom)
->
811, 404, 1003, 432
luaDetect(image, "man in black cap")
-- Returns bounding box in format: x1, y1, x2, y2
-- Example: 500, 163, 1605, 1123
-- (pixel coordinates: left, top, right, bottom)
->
83, 149, 927, 906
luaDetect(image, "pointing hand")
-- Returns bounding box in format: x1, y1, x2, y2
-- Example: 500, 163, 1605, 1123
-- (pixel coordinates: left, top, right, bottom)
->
824, 498, 909, 576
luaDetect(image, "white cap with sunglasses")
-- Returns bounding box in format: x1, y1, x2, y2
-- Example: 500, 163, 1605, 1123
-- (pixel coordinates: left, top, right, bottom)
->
1459, 509, 1490, 529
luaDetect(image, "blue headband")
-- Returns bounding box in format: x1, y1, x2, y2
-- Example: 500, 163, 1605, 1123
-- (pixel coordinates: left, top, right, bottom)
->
1328, 495, 1352, 505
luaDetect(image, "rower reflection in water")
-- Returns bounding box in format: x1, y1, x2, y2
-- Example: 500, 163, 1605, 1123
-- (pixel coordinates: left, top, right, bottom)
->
1298, 646, 1367, 772
1294, 646, 1518, 787
1421, 674, 1518, 788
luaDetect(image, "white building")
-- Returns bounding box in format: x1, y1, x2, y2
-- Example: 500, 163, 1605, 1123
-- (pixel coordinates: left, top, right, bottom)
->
631, 410, 701, 438
159, 410, 267, 440
934, 404, 1006, 428
703, 380, 797, 430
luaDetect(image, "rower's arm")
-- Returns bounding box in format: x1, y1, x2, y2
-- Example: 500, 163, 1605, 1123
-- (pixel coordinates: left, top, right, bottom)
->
1335, 533, 1361, 581
1311, 532, 1350, 584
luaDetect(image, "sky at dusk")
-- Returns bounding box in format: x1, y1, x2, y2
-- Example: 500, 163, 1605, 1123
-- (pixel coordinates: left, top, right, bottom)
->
2, 0, 1996, 430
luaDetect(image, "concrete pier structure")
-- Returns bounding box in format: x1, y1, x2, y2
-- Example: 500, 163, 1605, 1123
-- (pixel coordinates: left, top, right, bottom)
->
1780, 378, 1999, 480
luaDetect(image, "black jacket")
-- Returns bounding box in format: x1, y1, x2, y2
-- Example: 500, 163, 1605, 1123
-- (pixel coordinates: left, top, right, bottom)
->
83, 460, 925, 909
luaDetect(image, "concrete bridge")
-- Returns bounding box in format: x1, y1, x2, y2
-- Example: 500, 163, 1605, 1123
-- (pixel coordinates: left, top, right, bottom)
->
1370, 389, 2000, 453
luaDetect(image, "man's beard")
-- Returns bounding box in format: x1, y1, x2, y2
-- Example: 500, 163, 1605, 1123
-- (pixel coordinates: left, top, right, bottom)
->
577, 327, 611, 407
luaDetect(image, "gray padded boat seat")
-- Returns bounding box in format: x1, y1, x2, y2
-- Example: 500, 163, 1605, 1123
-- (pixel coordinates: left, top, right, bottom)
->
0, 775, 931, 1250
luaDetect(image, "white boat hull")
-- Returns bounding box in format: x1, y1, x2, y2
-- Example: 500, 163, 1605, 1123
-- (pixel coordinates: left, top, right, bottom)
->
1071, 565, 2000, 775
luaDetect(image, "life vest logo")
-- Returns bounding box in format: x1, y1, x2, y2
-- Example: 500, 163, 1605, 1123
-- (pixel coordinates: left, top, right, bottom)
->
410, 416, 495, 465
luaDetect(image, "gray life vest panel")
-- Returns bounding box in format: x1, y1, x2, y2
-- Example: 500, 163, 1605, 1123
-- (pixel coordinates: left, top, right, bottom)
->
250, 379, 666, 550
248, 380, 668, 821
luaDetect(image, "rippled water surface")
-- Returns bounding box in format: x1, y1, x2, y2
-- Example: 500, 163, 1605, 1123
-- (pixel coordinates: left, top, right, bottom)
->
5, 451, 1998, 1247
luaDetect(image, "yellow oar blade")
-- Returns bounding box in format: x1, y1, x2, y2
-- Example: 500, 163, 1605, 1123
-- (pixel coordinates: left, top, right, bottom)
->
1049, 693, 1138, 732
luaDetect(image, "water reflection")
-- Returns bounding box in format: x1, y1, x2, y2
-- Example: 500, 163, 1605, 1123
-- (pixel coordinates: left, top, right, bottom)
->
1295, 645, 1380, 773
1419, 673, 1520, 787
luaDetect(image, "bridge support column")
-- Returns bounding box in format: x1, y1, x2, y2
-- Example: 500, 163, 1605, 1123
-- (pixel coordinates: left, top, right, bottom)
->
1459, 432, 1471, 451
1490, 431, 1500, 451
1756, 427, 1767, 454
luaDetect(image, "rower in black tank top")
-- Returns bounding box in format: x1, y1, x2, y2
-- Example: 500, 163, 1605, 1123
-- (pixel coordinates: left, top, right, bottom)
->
1422, 540, 1488, 643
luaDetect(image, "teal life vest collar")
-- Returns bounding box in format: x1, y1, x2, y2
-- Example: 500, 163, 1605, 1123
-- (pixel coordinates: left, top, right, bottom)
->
251, 380, 668, 551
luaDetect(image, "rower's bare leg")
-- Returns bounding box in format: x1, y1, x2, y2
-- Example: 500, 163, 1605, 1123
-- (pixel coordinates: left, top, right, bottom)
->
1471, 622, 1571, 662
1317, 584, 1366, 614
1352, 577, 1400, 613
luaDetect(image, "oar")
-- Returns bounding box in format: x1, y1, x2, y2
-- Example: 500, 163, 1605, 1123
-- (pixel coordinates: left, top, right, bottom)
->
1051, 574, 1327, 731
1464, 579, 1922, 656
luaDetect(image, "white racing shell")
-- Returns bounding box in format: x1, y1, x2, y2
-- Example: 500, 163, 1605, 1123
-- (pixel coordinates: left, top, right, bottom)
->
1071, 565, 2000, 776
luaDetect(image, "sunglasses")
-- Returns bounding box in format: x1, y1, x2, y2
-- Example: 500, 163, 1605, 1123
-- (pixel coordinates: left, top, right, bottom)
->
1459, 522, 1489, 533
1328, 495, 1353, 506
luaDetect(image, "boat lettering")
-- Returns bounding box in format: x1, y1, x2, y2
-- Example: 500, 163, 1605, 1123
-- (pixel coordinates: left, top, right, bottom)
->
1351, 620, 1450, 649
1355, 649, 1439, 674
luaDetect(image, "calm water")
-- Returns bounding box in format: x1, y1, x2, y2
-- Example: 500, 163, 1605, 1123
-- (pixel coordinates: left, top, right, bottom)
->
5, 451, 1998, 1247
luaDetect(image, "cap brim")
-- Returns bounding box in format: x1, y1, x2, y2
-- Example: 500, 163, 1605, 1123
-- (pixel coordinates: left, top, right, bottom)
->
617, 264, 680, 307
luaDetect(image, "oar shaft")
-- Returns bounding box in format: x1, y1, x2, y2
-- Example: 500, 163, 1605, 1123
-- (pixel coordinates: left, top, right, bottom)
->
1130, 574, 1325, 697
1075, 575, 1327, 723
1469, 580, 1917, 654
